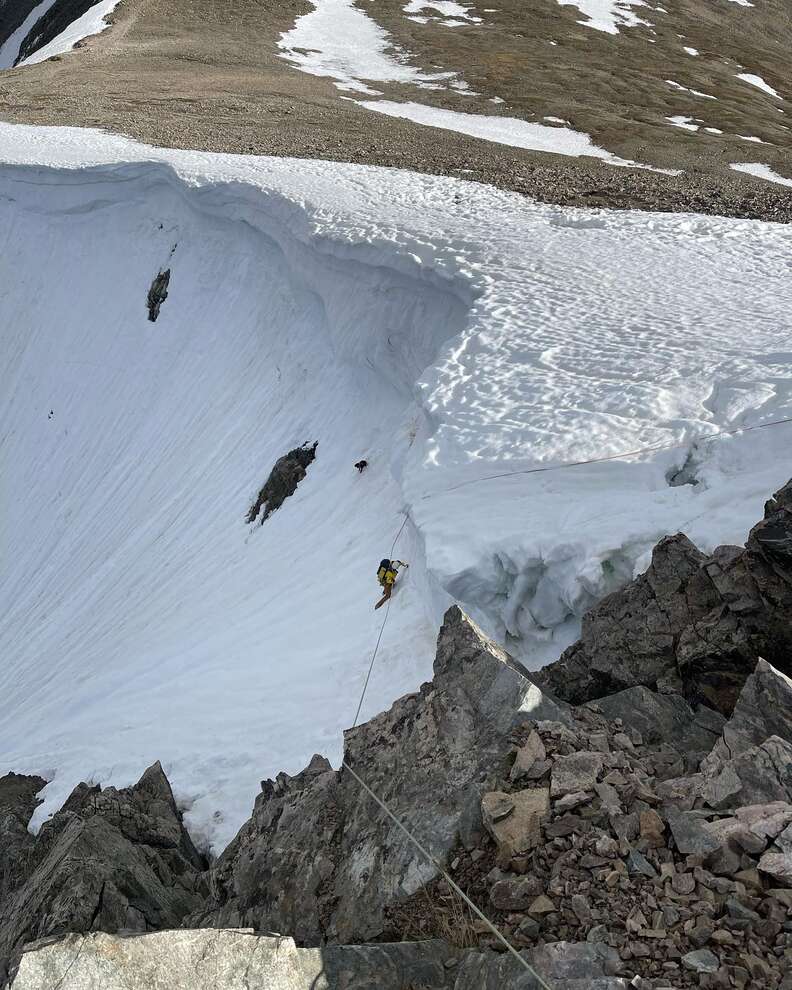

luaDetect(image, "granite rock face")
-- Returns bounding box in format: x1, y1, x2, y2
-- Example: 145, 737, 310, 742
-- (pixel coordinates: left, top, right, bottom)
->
190, 606, 568, 943
8, 930, 630, 990
0, 764, 207, 985
0, 775, 46, 905
539, 480, 792, 714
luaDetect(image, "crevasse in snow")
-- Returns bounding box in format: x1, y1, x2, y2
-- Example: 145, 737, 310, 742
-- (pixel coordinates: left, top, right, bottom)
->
1, 123, 791, 850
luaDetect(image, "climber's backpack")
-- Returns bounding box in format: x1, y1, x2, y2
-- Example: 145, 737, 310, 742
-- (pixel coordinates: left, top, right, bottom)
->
377, 559, 391, 581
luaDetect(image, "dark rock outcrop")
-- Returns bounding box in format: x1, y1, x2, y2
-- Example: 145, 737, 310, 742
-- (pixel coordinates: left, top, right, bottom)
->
0, 763, 207, 985
0, 1, 41, 51
589, 687, 725, 770
15, 0, 114, 64
189, 607, 567, 943
246, 441, 318, 524
0, 775, 45, 903
146, 269, 170, 322
539, 479, 792, 714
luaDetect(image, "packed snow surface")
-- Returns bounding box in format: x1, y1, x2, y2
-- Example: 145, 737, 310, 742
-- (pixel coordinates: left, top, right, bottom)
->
357, 100, 680, 172
278, 0, 457, 94
0, 0, 57, 68
730, 162, 792, 187
20, 0, 122, 65
554, 0, 651, 34
666, 79, 716, 100
403, 0, 482, 23
2, 123, 792, 851
736, 73, 781, 100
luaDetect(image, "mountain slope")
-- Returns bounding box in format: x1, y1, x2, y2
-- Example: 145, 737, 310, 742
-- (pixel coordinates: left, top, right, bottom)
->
1, 122, 791, 850
0, 0, 790, 216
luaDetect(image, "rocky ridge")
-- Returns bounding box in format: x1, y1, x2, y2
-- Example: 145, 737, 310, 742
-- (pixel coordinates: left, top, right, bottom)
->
3, 479, 792, 988
539, 479, 792, 713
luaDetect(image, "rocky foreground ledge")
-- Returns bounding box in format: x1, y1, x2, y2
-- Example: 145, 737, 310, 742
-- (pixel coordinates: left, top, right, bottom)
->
2, 482, 792, 989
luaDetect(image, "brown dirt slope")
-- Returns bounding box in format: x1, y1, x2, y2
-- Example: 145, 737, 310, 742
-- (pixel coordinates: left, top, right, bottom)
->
0, 0, 790, 220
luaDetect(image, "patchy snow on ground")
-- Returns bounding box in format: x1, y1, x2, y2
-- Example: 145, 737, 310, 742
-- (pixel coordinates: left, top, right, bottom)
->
358, 100, 680, 172
1, 122, 791, 852
666, 79, 716, 100
403, 0, 482, 23
736, 72, 781, 100
278, 0, 456, 94
555, 0, 651, 35
666, 115, 699, 131
0, 0, 57, 69
683, 45, 698, 55
21, 0, 122, 65
730, 161, 792, 187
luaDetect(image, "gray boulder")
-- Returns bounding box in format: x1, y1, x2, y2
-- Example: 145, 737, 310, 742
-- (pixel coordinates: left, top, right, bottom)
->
591, 687, 724, 766
192, 606, 568, 943
539, 479, 792, 714
0, 763, 207, 985
9, 929, 630, 990
703, 737, 792, 809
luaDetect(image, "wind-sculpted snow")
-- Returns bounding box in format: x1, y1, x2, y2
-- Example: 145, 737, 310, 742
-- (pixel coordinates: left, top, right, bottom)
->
1, 123, 791, 850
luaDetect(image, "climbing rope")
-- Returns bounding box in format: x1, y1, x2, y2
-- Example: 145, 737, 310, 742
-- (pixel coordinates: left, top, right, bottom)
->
351, 512, 409, 729
47, 933, 87, 990
424, 414, 792, 498
340, 758, 554, 989
342, 509, 555, 989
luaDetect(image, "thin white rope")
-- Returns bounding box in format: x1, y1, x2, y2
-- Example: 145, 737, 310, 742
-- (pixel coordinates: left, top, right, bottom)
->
342, 511, 555, 989
341, 759, 554, 989
424, 414, 792, 498
351, 513, 409, 729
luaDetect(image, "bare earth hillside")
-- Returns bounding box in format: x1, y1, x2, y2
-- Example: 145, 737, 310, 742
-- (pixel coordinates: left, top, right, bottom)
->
0, 0, 791, 218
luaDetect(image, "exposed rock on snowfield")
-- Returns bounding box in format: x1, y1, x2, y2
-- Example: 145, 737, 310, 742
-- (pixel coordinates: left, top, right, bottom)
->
539, 480, 792, 714
146, 268, 170, 322
246, 442, 319, 525
0, 764, 207, 985
189, 607, 567, 943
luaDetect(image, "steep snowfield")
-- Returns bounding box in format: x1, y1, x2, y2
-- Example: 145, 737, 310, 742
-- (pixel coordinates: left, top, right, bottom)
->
1, 123, 791, 849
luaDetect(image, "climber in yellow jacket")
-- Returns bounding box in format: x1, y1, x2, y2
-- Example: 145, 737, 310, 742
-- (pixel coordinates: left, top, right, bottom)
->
374, 558, 408, 610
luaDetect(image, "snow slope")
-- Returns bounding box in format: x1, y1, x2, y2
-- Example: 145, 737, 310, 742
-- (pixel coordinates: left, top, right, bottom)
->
1, 123, 791, 850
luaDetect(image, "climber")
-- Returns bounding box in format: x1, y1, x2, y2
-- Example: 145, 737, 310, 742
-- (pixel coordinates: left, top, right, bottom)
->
374, 558, 408, 610
354, 459, 368, 473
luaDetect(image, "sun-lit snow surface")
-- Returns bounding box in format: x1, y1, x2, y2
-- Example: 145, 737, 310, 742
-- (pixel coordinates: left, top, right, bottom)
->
358, 100, 681, 173
16, 0, 121, 66
555, 0, 651, 34
736, 73, 781, 100
278, 0, 457, 94
730, 162, 792, 187
2, 123, 792, 851
403, 0, 482, 25
0, 0, 57, 69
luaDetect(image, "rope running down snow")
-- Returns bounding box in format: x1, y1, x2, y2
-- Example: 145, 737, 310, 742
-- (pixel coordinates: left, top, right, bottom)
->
350, 512, 409, 729
425, 414, 792, 498
343, 511, 555, 989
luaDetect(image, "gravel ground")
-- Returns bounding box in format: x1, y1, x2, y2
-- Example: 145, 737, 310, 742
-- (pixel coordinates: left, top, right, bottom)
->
0, 0, 790, 221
